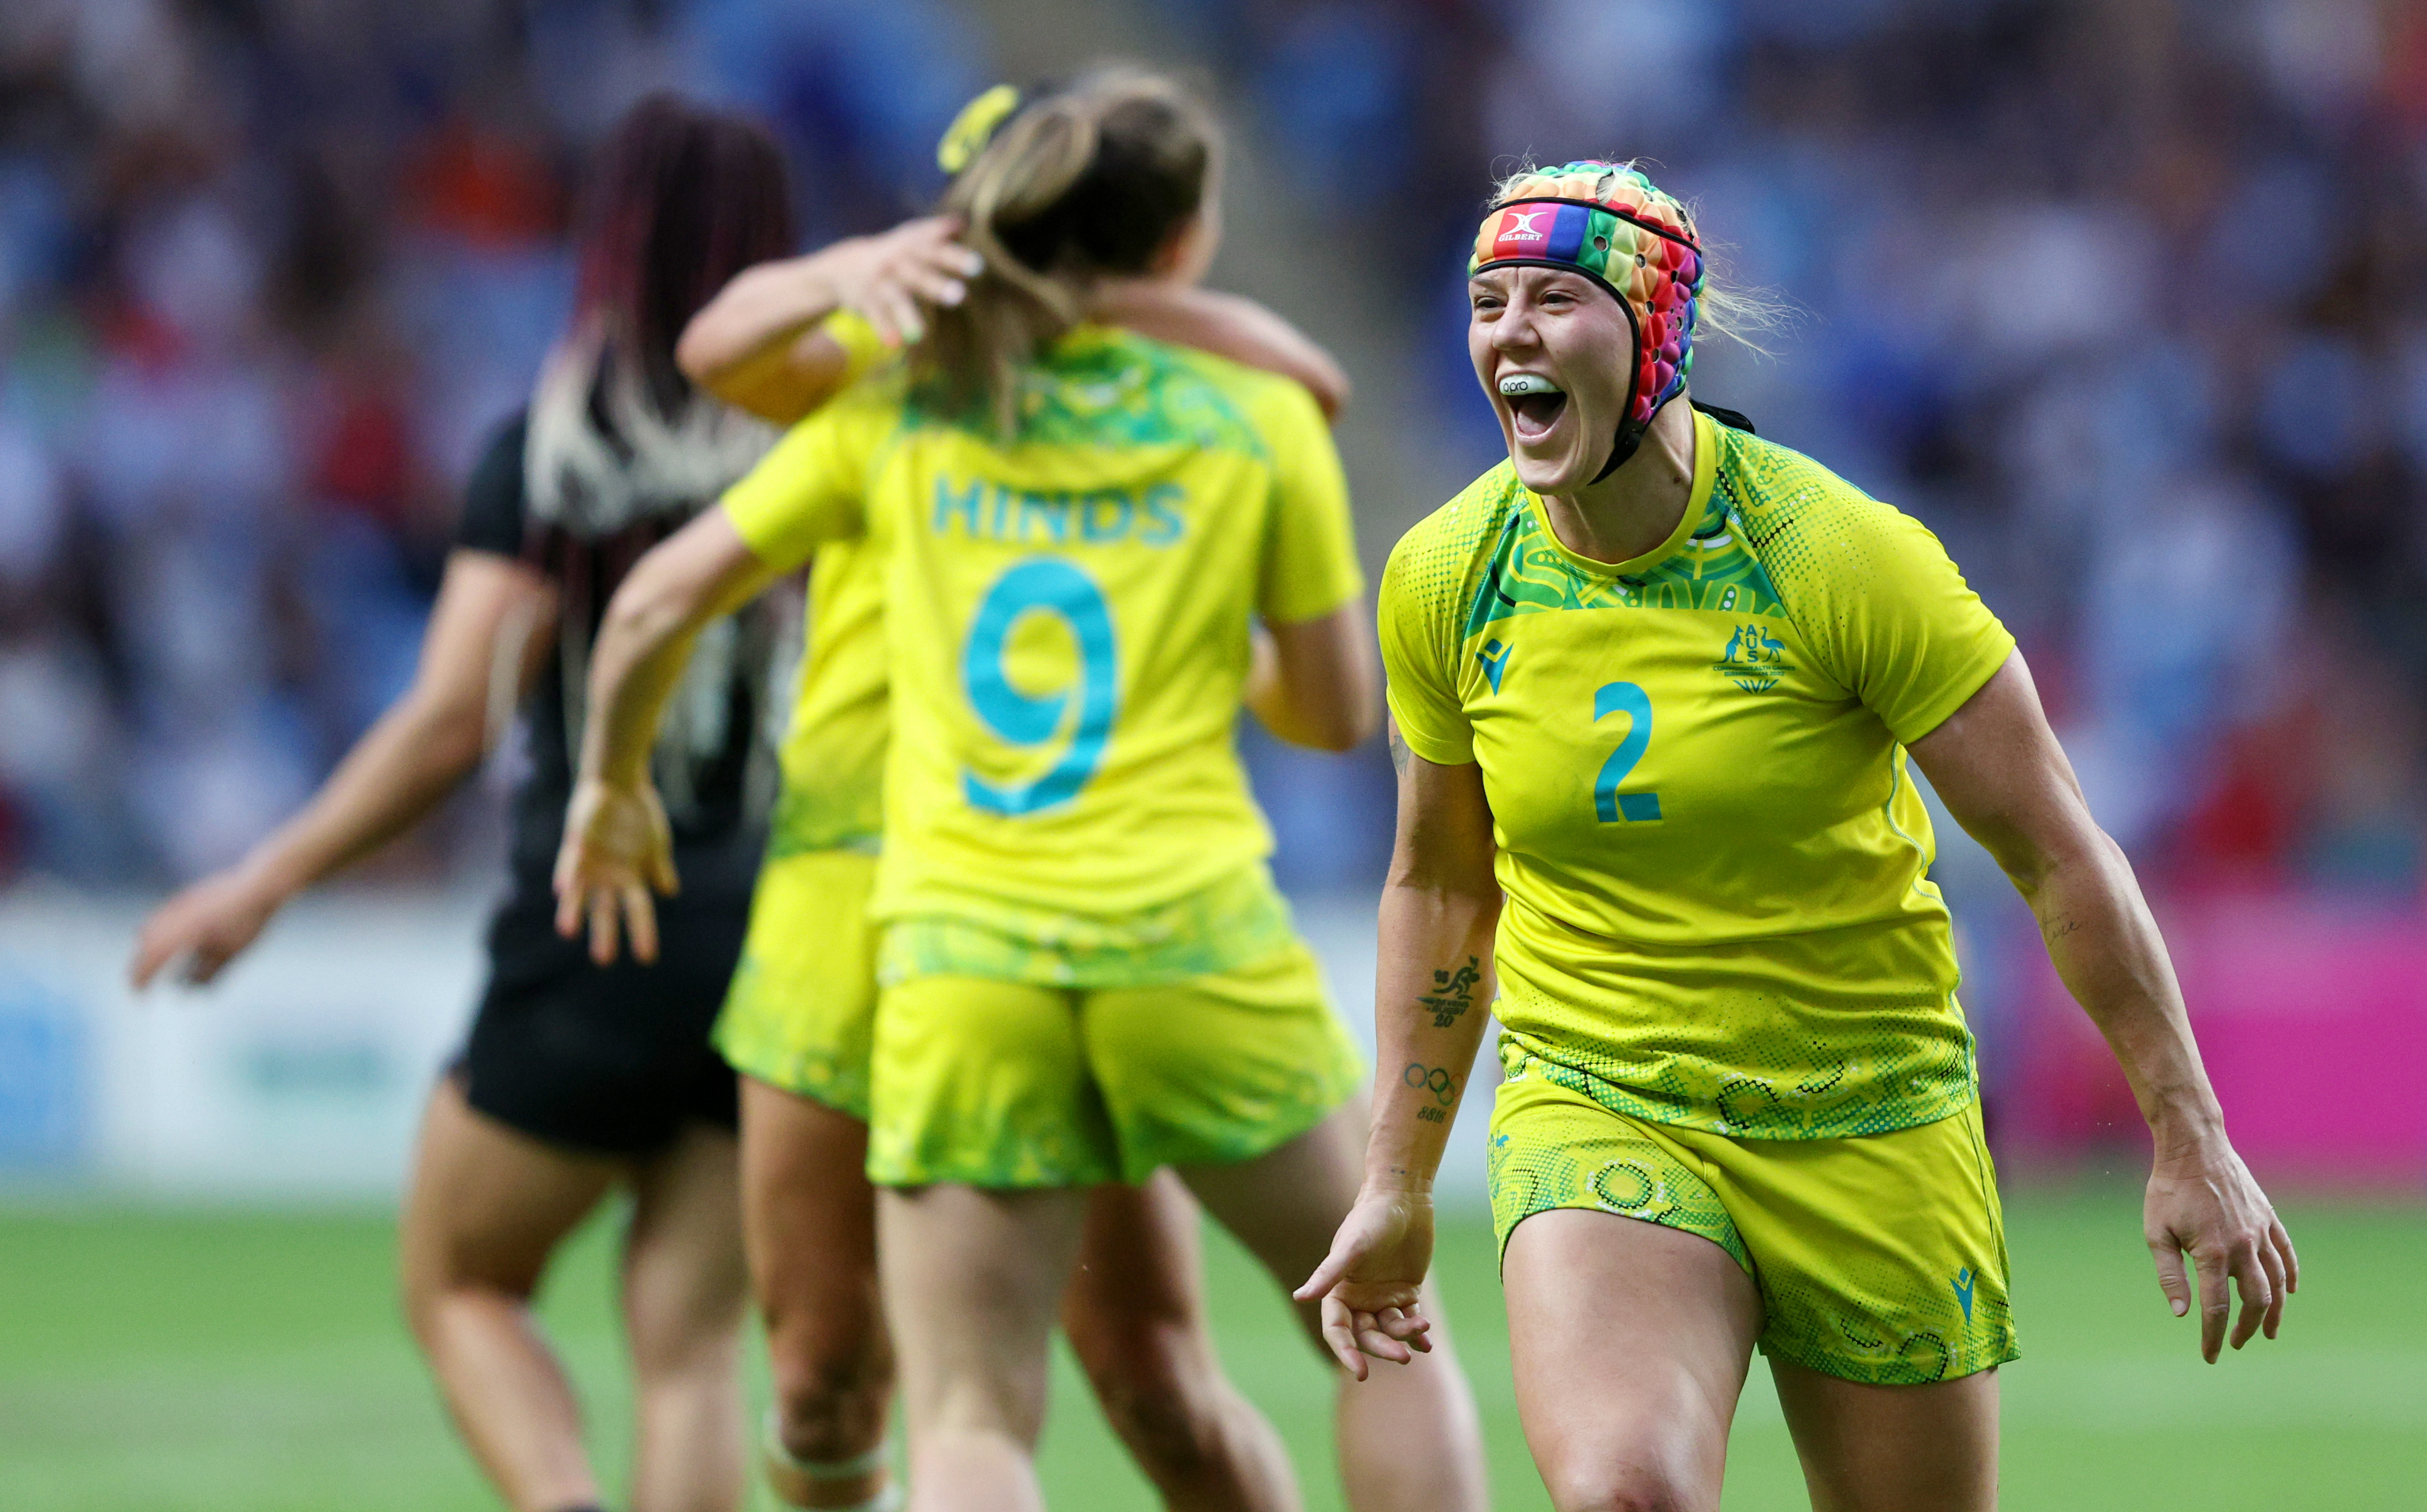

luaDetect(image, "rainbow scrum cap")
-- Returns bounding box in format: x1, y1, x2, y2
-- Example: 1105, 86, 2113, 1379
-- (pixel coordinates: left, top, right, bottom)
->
1469, 161, 1705, 480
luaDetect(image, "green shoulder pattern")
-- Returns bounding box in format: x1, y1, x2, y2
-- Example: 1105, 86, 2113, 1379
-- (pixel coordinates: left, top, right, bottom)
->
904, 329, 1269, 458
1451, 460, 1787, 647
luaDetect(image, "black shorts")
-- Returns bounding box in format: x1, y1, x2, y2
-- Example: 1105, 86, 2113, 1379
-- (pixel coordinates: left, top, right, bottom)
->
457, 886, 744, 1156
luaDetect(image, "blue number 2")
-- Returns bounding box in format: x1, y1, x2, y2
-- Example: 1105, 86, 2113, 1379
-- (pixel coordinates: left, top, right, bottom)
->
961, 559, 1118, 816
1592, 682, 1662, 823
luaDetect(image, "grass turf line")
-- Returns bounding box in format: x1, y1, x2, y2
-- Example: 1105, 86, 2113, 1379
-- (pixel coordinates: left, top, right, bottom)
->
0, 1189, 2417, 1510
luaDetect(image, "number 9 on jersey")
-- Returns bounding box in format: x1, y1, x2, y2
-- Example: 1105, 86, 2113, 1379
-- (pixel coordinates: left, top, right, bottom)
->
960, 558, 1119, 816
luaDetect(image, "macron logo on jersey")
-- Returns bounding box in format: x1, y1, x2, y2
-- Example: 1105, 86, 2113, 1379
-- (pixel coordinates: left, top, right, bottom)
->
1476, 638, 1511, 693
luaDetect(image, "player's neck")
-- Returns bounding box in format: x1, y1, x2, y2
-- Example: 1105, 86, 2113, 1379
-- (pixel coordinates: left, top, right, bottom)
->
1536, 396, 1695, 567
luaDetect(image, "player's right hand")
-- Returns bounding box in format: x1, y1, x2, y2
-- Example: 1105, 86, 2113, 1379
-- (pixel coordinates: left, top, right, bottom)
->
129, 870, 283, 989
825, 216, 983, 348
554, 775, 679, 966
1292, 1183, 1439, 1380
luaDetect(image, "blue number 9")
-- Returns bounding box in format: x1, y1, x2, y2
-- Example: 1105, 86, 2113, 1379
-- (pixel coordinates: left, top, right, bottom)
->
961, 559, 1119, 815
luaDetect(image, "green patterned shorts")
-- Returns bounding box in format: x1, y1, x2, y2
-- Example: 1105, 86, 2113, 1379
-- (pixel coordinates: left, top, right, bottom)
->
866, 940, 1364, 1188
1489, 1042, 2019, 1385
714, 849, 881, 1119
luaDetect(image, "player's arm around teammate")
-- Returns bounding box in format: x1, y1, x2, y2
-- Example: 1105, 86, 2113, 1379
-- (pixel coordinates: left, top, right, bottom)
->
680, 220, 1349, 429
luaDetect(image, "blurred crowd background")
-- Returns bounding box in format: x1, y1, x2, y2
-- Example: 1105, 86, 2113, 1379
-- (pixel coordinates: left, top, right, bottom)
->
1, 1, 2422, 1173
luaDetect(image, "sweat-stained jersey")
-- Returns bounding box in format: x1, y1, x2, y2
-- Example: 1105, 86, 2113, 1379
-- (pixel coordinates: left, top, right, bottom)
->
721, 324, 1363, 968
1379, 408, 2015, 1139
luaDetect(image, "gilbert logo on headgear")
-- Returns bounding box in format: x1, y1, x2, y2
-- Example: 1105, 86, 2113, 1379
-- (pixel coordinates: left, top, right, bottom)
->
1501, 208, 1548, 241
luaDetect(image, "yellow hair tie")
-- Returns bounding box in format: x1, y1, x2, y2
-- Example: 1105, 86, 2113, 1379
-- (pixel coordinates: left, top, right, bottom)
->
938, 84, 1020, 174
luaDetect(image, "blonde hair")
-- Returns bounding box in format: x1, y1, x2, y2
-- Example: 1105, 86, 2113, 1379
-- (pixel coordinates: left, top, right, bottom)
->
914, 68, 1218, 433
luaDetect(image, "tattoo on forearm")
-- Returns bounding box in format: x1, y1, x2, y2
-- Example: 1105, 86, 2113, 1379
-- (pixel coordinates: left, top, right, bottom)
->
1403, 1062, 1460, 1123
2050, 916, 2082, 941
1419, 957, 1482, 1028
1388, 723, 1412, 776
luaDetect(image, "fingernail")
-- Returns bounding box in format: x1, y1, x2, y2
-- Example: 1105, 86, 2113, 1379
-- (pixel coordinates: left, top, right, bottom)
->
941, 282, 965, 304
2172, 1299, 2188, 1316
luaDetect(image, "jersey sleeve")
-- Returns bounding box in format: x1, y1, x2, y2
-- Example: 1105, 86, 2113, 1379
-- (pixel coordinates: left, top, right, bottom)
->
1376, 525, 1475, 766
823, 310, 893, 387
719, 397, 888, 573
452, 413, 529, 559
1782, 498, 2015, 745
1250, 378, 1365, 626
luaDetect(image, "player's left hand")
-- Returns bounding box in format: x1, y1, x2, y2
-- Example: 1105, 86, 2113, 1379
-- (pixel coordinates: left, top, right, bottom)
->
2144, 1135, 2298, 1363
553, 775, 679, 965
1292, 1184, 1438, 1380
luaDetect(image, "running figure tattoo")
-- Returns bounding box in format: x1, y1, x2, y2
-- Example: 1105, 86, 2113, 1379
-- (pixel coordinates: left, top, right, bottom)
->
1420, 958, 1482, 1028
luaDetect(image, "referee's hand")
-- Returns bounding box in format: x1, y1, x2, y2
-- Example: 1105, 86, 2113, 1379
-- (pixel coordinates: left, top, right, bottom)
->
554, 776, 680, 966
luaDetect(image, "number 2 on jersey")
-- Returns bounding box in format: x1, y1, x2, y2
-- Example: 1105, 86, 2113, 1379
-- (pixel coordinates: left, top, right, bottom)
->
1593, 681, 1662, 823
961, 558, 1118, 816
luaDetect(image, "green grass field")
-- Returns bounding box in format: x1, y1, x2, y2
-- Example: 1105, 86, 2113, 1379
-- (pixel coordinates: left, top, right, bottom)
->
1, 1188, 2418, 1510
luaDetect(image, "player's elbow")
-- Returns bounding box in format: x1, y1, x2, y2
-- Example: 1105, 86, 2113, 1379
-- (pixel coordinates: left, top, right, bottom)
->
598, 558, 702, 660
673, 317, 737, 392
1300, 698, 1378, 753
1300, 358, 1352, 423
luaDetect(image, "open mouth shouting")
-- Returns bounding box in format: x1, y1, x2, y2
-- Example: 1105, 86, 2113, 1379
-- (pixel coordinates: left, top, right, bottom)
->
1499, 372, 1567, 440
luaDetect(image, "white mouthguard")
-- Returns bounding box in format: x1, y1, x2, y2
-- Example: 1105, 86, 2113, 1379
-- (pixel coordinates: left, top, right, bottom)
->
1498, 373, 1562, 397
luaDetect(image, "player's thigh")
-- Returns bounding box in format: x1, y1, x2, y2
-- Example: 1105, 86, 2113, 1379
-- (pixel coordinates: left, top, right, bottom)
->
737, 1076, 884, 1353
400, 1075, 620, 1302
621, 1120, 748, 1361
1502, 1207, 1762, 1512
878, 1182, 1092, 1440
1768, 1358, 1998, 1512
1064, 1170, 1207, 1348
1085, 942, 1364, 1190
869, 974, 1118, 1188
1170, 1098, 1367, 1301
1487, 1064, 1763, 1509
1062, 1174, 1225, 1408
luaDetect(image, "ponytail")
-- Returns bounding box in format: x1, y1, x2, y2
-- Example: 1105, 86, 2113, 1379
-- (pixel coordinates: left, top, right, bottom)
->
914, 69, 1216, 434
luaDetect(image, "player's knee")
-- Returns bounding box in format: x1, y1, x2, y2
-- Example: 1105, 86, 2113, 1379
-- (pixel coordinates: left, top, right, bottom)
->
398, 1243, 540, 1345
624, 1290, 745, 1381
1078, 1322, 1227, 1484
769, 1339, 893, 1461
1539, 1457, 1695, 1512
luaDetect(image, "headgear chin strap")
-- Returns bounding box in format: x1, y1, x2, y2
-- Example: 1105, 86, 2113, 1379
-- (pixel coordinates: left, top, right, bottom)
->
1468, 162, 1705, 483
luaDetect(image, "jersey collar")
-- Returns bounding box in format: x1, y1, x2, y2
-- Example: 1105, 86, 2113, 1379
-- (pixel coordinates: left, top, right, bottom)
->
1521, 406, 1717, 582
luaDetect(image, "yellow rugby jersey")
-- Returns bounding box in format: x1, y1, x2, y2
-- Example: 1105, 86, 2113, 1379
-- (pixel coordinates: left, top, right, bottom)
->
762, 312, 894, 857
723, 324, 1363, 930
1381, 408, 2014, 1139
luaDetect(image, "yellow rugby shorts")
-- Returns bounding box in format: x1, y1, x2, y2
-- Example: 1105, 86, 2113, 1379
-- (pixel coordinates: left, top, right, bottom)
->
1489, 1043, 2018, 1385
866, 940, 1364, 1189
713, 849, 881, 1119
